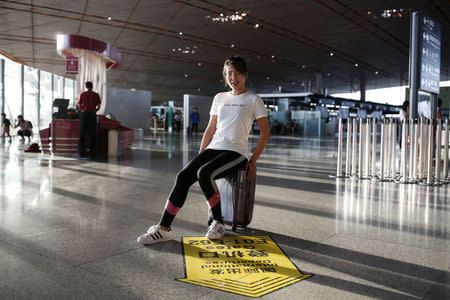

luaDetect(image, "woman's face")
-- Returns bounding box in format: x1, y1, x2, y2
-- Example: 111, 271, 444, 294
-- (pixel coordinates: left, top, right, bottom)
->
225, 64, 246, 92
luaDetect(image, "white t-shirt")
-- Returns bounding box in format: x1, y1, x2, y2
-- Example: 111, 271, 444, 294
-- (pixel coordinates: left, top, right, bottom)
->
206, 91, 267, 159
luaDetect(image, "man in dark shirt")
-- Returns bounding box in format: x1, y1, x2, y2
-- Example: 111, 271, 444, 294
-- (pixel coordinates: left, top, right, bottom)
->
77, 81, 101, 158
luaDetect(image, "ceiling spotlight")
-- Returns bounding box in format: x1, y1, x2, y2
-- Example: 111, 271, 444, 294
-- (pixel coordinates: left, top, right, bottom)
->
375, 71, 379, 75
220, 13, 224, 17
172, 48, 175, 52
330, 52, 334, 56
354, 63, 359, 67
292, 81, 296, 85
231, 44, 235, 48
302, 65, 306, 69
266, 76, 270, 80
107, 17, 112, 21
179, 32, 183, 35
254, 24, 260, 28
327, 73, 331, 76
184, 74, 188, 77
271, 55, 275, 59
241, 13, 247, 17
197, 62, 202, 66
197, 88, 201, 91
131, 88, 135, 91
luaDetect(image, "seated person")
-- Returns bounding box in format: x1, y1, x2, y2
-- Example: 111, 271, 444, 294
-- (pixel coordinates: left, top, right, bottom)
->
14, 115, 32, 142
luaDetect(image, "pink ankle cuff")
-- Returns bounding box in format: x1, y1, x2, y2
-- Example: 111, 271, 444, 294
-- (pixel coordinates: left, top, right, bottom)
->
207, 192, 220, 209
165, 200, 181, 215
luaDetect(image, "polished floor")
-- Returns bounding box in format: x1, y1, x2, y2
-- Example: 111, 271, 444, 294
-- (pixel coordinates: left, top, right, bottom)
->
0, 133, 448, 299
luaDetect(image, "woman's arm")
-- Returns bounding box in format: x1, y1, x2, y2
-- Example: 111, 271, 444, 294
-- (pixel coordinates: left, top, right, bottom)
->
199, 115, 217, 153
246, 117, 270, 180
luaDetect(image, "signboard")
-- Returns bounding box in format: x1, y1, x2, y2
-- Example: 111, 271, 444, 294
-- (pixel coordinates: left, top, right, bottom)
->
65, 58, 78, 74
420, 13, 441, 94
178, 235, 312, 297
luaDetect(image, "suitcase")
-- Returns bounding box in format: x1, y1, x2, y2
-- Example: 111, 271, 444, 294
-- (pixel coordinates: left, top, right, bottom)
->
209, 169, 256, 231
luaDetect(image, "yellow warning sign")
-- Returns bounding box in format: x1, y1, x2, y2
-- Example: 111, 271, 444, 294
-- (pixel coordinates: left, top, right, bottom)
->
177, 235, 312, 297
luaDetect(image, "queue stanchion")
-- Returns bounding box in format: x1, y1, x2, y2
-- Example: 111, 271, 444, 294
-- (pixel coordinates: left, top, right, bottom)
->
379, 119, 386, 181
409, 120, 416, 181
351, 118, 358, 177
345, 118, 352, 176
365, 118, 371, 178
435, 119, 442, 185
424, 119, 430, 180
418, 118, 425, 181
335, 118, 344, 177
400, 119, 408, 183
413, 120, 419, 181
358, 118, 364, 178
391, 119, 397, 180
371, 118, 377, 179
425, 120, 434, 185
443, 119, 449, 182
386, 119, 392, 180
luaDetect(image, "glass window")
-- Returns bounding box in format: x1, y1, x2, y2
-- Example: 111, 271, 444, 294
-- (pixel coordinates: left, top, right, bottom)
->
64, 77, 75, 107
39, 71, 52, 129
24, 66, 39, 130
4, 60, 22, 128
53, 75, 63, 99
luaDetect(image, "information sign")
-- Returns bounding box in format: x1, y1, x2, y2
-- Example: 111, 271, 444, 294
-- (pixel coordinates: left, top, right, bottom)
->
65, 58, 78, 74
420, 13, 441, 93
178, 235, 312, 297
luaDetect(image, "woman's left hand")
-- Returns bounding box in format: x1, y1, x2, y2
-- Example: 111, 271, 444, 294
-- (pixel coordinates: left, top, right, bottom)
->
245, 160, 257, 180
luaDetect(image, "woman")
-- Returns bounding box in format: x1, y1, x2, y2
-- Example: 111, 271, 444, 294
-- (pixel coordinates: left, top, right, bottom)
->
137, 56, 270, 244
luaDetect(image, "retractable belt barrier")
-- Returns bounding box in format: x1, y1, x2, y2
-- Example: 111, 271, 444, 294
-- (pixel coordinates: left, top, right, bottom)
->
335, 117, 450, 185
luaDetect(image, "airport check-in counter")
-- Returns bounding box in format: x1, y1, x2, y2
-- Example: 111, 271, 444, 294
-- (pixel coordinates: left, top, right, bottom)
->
40, 116, 134, 156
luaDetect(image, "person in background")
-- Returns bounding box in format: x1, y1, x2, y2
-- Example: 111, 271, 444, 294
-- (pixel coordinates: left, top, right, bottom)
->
1, 113, 12, 142
437, 98, 442, 119
14, 115, 32, 142
174, 110, 182, 133
190, 107, 199, 135
77, 81, 101, 158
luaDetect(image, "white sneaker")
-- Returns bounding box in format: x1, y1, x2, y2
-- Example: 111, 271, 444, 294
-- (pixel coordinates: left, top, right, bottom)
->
137, 225, 173, 245
206, 220, 225, 239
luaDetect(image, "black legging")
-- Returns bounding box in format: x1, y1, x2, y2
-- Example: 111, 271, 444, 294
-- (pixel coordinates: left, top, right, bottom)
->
160, 149, 248, 228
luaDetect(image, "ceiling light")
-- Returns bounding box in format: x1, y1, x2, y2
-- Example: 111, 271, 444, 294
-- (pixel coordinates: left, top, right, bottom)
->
327, 73, 331, 76
375, 71, 379, 75
179, 32, 183, 35
292, 82, 296, 85
231, 44, 235, 48
197, 88, 201, 91
131, 88, 135, 91
302, 65, 306, 69
354, 63, 359, 67
330, 52, 334, 56
266, 76, 270, 80
197, 62, 202, 66
241, 13, 247, 17
254, 24, 260, 28
184, 74, 188, 77
172, 48, 175, 52
107, 17, 112, 21
220, 13, 224, 17
271, 55, 275, 59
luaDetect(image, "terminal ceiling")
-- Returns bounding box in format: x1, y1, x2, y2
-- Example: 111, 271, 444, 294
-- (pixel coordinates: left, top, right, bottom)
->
0, 0, 449, 103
